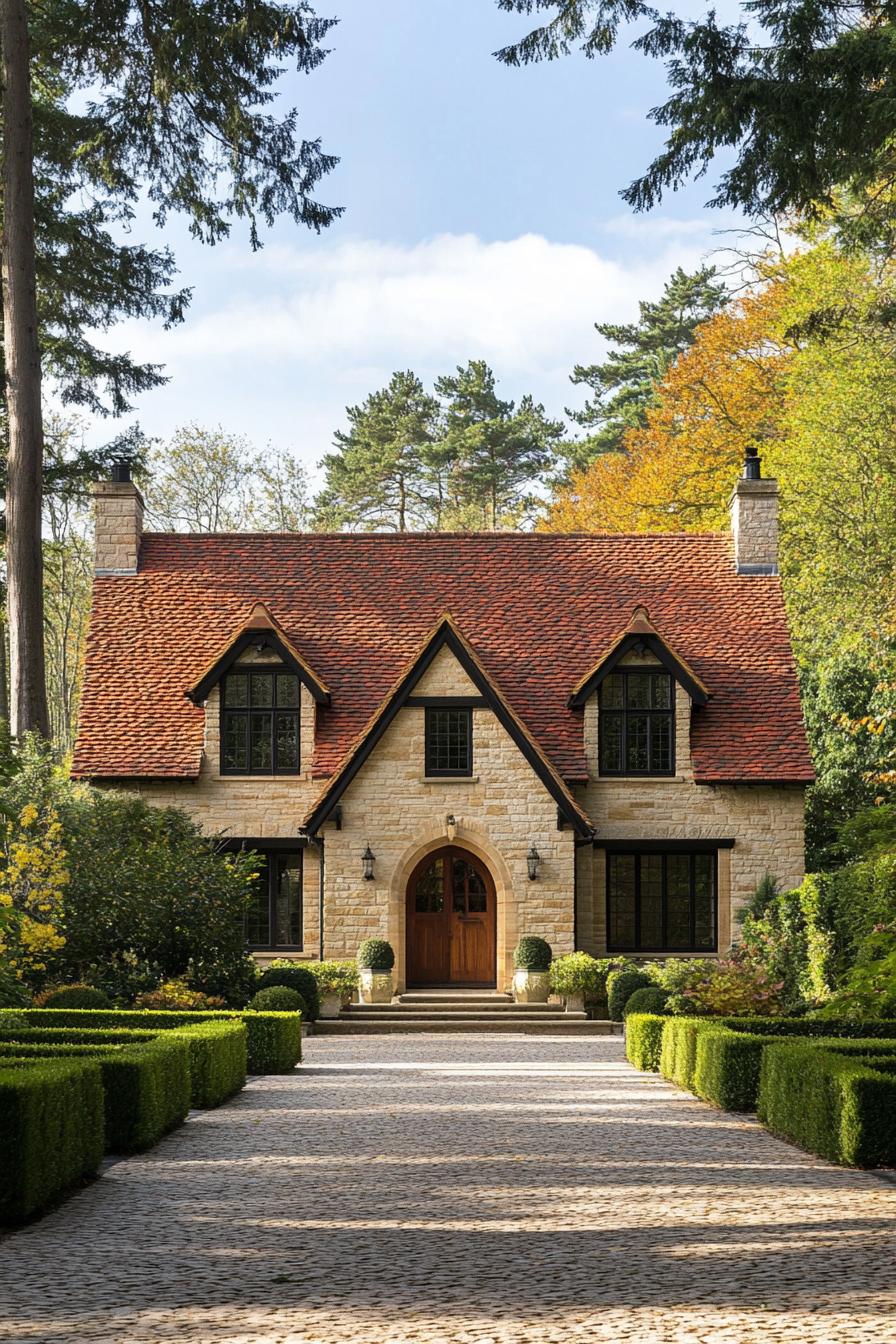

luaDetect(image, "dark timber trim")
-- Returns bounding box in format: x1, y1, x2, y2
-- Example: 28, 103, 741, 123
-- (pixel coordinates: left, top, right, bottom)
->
569, 632, 708, 708
187, 629, 330, 705
304, 617, 593, 838
596, 838, 735, 852
405, 695, 487, 708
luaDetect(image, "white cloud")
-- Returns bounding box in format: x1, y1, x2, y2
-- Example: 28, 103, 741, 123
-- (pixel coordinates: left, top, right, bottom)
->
86, 229, 717, 477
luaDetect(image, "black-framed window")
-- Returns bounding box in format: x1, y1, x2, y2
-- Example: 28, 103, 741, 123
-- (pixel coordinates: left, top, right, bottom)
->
606, 850, 716, 952
221, 669, 300, 775
599, 668, 674, 775
246, 849, 303, 950
425, 707, 472, 776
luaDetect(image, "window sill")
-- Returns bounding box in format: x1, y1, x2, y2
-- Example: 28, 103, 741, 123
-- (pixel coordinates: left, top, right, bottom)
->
421, 775, 479, 784
594, 773, 686, 784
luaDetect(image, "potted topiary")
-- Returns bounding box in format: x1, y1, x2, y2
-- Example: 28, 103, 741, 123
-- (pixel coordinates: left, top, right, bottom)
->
309, 960, 360, 1018
549, 951, 605, 1013
512, 936, 552, 1003
357, 938, 395, 1004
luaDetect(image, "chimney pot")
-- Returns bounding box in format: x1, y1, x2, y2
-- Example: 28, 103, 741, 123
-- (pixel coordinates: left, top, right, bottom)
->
110, 460, 132, 484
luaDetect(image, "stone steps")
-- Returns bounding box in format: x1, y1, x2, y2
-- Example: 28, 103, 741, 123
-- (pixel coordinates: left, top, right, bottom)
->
312, 990, 621, 1034
312, 1017, 621, 1035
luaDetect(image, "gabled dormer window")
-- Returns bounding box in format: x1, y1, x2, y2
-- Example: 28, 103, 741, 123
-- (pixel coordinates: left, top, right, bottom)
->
599, 669, 674, 776
221, 669, 300, 775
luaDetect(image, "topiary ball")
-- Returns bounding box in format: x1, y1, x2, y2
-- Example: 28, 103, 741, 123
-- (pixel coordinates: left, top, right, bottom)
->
37, 984, 111, 1009
606, 968, 653, 1021
513, 936, 553, 972
257, 965, 320, 1020
249, 985, 306, 1014
357, 938, 395, 971
622, 985, 670, 1018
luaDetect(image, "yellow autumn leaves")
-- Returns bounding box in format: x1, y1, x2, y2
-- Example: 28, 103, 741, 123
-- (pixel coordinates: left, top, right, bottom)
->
0, 798, 68, 978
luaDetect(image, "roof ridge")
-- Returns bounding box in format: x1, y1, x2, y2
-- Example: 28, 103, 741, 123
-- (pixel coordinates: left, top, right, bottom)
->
142, 530, 732, 542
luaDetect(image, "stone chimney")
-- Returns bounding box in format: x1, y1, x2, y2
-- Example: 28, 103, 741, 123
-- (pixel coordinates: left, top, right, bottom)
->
91, 462, 144, 575
728, 447, 779, 575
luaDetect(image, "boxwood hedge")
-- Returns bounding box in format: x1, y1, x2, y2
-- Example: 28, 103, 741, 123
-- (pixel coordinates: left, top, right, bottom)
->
0, 1058, 105, 1221
758, 1040, 896, 1167
0, 1007, 301, 1075
625, 1013, 666, 1072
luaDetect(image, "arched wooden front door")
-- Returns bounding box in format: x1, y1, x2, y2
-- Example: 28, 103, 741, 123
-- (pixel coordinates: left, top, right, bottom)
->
406, 847, 497, 988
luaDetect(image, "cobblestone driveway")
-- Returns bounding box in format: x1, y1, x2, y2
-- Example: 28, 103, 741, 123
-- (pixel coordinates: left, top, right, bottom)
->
2, 1034, 894, 1344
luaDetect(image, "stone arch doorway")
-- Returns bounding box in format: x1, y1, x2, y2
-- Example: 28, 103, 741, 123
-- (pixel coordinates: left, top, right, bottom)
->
405, 846, 497, 988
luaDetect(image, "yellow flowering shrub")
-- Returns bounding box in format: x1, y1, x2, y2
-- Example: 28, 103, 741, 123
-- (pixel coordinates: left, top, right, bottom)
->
0, 799, 68, 978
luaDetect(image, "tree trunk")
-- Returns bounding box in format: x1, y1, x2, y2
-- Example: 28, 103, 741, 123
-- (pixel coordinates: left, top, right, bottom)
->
1, 0, 49, 738
0, 608, 8, 726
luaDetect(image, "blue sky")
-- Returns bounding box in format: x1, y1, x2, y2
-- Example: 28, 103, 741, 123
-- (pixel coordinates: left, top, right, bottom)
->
81, 0, 742, 483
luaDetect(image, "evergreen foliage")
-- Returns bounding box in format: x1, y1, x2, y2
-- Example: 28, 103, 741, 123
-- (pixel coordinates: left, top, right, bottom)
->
494, 0, 896, 229
566, 266, 727, 468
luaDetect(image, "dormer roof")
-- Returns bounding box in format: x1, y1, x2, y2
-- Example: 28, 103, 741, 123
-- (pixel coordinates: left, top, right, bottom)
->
186, 601, 330, 705
568, 606, 710, 707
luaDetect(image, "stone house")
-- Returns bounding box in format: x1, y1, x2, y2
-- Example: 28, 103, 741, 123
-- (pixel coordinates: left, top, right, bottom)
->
73, 456, 813, 991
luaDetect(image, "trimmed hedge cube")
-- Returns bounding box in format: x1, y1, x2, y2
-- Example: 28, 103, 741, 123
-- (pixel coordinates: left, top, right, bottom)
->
659, 1017, 703, 1090
625, 1013, 666, 1072
0, 1058, 105, 1220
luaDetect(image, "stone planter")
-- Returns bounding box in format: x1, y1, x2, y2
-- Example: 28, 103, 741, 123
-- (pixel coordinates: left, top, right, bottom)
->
512, 969, 551, 1004
359, 969, 393, 1004
319, 992, 343, 1019
564, 992, 585, 1014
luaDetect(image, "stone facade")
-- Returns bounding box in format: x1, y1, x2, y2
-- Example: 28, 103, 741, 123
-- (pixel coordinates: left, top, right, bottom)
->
120, 638, 805, 988
91, 480, 144, 574
729, 476, 780, 573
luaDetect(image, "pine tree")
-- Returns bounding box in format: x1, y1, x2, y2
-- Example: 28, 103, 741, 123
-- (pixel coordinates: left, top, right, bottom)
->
314, 372, 442, 532
566, 266, 727, 469
494, 0, 896, 232
435, 360, 564, 529
0, 0, 340, 736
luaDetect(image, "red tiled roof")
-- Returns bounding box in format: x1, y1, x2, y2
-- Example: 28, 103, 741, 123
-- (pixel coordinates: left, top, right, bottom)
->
71, 532, 814, 785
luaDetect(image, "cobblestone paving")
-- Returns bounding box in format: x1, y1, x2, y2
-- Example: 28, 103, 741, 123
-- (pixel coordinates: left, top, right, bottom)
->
2, 1034, 895, 1344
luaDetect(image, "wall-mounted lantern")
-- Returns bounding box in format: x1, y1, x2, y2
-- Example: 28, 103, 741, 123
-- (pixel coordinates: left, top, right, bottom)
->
526, 845, 541, 881
362, 844, 376, 881
446, 814, 457, 843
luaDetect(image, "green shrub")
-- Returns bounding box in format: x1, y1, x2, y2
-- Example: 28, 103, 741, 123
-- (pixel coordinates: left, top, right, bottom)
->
0, 966, 31, 1009
257, 964, 320, 1020
2, 743, 259, 996
813, 923, 896, 1020
759, 1040, 896, 1167
625, 1014, 666, 1072
623, 985, 669, 1018
0, 1058, 105, 1220
549, 952, 605, 997
307, 960, 359, 998
34, 984, 111, 1009
693, 1027, 786, 1111
512, 936, 552, 971
169, 1020, 246, 1107
356, 939, 395, 972
0, 1032, 191, 1154
134, 978, 225, 1010
0, 1019, 247, 1112
659, 1017, 703, 1090
607, 968, 652, 1021
661, 1014, 896, 1112
185, 951, 260, 1008
0, 1007, 301, 1075
249, 986, 305, 1014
